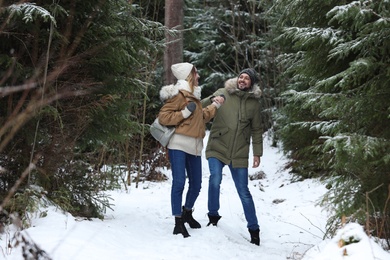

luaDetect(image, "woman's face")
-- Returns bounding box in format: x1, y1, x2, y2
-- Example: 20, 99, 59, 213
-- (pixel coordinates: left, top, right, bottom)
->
193, 68, 200, 86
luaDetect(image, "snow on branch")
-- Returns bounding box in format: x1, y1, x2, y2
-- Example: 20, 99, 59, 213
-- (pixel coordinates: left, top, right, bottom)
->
321, 134, 388, 160
280, 27, 342, 47
6, 3, 56, 26
300, 120, 340, 135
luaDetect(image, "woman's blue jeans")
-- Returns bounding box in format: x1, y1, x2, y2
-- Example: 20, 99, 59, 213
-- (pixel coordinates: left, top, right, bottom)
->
207, 157, 259, 230
169, 149, 202, 216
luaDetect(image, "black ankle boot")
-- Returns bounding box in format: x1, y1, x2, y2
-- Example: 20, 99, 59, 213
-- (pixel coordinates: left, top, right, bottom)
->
182, 207, 201, 229
173, 217, 190, 238
207, 214, 222, 226
248, 228, 260, 246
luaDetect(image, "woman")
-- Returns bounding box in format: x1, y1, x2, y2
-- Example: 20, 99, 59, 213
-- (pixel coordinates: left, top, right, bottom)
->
158, 62, 224, 238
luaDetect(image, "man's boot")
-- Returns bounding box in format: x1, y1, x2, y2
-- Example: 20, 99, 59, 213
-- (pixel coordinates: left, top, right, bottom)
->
207, 214, 222, 226
173, 217, 190, 238
248, 228, 260, 246
182, 207, 201, 229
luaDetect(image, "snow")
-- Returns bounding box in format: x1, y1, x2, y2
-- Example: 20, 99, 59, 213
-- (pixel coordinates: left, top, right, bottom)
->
305, 223, 390, 260
2, 132, 389, 260
8, 3, 56, 25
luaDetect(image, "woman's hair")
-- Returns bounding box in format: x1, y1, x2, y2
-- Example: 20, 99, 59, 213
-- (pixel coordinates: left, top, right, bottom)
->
186, 67, 197, 93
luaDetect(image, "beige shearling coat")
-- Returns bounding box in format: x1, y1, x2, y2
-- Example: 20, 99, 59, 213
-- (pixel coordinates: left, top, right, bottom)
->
158, 80, 217, 155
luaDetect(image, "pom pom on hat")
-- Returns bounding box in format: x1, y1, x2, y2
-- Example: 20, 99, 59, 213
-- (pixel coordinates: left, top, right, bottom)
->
171, 62, 194, 80
239, 68, 259, 87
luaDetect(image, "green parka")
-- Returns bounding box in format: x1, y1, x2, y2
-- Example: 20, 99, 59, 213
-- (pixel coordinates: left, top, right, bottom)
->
201, 77, 263, 168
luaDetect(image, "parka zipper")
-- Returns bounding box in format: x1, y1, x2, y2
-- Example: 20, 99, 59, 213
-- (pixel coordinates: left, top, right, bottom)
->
229, 93, 249, 163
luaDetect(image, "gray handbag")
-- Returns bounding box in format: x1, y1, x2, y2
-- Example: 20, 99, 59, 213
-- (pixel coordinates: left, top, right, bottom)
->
150, 118, 175, 147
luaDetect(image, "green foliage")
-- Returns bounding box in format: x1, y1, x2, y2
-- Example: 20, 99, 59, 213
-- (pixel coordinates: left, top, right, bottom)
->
48, 160, 118, 219
0, 0, 165, 218
275, 0, 390, 240
4, 185, 48, 228
4, 2, 56, 25
182, 0, 278, 131
184, 0, 277, 95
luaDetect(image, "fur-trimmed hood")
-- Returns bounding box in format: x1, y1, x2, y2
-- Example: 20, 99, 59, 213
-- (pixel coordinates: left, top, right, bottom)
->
224, 77, 262, 99
159, 79, 201, 102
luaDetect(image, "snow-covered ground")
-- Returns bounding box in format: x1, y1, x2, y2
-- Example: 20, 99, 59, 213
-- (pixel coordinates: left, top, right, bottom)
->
1, 132, 389, 260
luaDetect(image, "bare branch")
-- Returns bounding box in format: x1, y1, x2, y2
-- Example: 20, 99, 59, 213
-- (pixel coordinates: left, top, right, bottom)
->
0, 83, 38, 97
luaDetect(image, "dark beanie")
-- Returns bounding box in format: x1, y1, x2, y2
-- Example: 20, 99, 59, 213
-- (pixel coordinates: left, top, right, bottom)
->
239, 68, 259, 87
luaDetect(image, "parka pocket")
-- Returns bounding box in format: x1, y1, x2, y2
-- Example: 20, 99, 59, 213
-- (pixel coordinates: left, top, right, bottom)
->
209, 128, 229, 150
210, 127, 229, 138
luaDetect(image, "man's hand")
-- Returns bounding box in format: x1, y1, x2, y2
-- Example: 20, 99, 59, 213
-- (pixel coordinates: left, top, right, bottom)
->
252, 156, 260, 168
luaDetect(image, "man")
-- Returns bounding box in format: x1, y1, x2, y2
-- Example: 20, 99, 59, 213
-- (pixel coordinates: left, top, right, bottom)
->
201, 68, 263, 245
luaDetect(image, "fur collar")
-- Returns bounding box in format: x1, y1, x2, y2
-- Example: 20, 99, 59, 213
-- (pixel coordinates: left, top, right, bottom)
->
159, 80, 201, 102
224, 77, 262, 99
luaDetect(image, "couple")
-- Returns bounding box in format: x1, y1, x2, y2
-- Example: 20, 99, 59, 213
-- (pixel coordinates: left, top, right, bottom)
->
157, 62, 263, 246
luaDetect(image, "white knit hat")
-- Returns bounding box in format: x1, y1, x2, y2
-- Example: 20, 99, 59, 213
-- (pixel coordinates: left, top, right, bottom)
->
171, 62, 194, 80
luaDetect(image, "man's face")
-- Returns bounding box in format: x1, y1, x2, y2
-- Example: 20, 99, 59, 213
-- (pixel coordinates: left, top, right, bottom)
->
238, 73, 252, 90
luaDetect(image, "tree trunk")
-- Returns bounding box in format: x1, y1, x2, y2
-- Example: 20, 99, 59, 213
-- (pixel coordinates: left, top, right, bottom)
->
164, 0, 184, 85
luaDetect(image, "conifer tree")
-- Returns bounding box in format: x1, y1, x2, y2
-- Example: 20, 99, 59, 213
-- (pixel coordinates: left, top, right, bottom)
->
184, 0, 277, 130
275, 0, 390, 241
185, 0, 274, 90
0, 0, 165, 219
